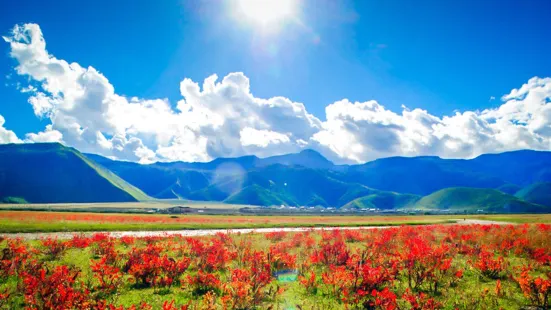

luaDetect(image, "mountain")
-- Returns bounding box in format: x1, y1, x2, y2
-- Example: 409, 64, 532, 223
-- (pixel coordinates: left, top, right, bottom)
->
496, 183, 522, 195
466, 150, 551, 186
0, 143, 149, 203
85, 154, 211, 199
411, 187, 549, 213
515, 182, 551, 207
256, 149, 335, 169
83, 147, 551, 211
338, 150, 551, 196
187, 164, 384, 207
85, 149, 335, 200
5, 142, 551, 211
224, 184, 290, 206
338, 156, 505, 195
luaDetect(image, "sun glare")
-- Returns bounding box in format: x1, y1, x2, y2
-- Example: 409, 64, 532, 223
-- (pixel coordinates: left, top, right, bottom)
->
235, 0, 297, 27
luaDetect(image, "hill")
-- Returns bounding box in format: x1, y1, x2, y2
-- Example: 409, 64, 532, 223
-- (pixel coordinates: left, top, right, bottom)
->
515, 182, 551, 207
184, 164, 401, 207
496, 183, 522, 195
343, 192, 420, 210
223, 184, 290, 206
0, 143, 149, 203
410, 187, 549, 213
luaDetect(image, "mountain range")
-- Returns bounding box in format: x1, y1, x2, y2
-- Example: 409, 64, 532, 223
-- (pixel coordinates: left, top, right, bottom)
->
1, 142, 551, 213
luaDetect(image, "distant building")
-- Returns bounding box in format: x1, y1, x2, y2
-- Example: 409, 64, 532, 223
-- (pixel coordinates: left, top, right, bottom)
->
164, 206, 191, 214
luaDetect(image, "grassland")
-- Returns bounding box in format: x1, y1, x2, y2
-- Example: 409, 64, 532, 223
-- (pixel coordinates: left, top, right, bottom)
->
1, 210, 550, 234
0, 211, 465, 233
470, 213, 551, 223
0, 200, 257, 213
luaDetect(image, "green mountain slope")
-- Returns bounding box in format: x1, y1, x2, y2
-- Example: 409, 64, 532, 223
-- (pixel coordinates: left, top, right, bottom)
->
337, 150, 551, 196
411, 187, 548, 213
496, 183, 522, 195
0, 143, 149, 203
80, 148, 551, 213
223, 184, 290, 206
188, 164, 412, 208
343, 192, 420, 210
515, 182, 551, 207
338, 156, 506, 196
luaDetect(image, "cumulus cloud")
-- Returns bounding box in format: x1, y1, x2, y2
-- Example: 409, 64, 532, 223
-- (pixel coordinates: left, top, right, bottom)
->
240, 127, 291, 148
2, 23, 320, 163
2, 23, 551, 164
313, 77, 551, 162
0, 114, 21, 144
24, 125, 63, 143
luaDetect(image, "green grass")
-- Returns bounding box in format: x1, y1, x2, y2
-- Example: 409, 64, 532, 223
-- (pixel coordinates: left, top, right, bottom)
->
0, 200, 257, 212
0, 218, 457, 233
470, 214, 551, 224
1, 210, 550, 234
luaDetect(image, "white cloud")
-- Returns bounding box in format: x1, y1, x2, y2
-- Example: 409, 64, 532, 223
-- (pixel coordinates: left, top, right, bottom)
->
24, 124, 63, 143
240, 127, 291, 148
2, 23, 320, 163
0, 114, 21, 144
2, 23, 551, 164
314, 77, 551, 162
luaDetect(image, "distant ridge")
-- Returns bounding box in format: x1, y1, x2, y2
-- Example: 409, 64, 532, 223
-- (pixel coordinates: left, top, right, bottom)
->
0, 143, 149, 203
2, 142, 551, 212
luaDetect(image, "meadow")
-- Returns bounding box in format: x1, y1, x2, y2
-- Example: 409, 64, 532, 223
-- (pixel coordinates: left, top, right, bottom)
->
3, 210, 551, 234
1, 224, 551, 309
0, 201, 255, 212
0, 211, 461, 233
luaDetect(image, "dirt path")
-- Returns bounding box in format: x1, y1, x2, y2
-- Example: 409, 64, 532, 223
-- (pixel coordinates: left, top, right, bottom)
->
0, 219, 513, 240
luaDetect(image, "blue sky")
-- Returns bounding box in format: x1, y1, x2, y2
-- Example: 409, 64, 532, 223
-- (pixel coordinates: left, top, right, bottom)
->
1, 0, 550, 163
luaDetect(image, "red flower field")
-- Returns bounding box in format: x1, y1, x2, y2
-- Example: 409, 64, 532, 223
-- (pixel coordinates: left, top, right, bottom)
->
1, 223, 550, 309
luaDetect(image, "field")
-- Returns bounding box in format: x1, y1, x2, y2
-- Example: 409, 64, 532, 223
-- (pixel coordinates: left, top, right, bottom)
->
0, 211, 463, 233
0, 201, 256, 213
3, 210, 551, 234
1, 223, 551, 309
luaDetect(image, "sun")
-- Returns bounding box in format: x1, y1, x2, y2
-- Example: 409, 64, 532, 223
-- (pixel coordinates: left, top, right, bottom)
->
234, 0, 298, 27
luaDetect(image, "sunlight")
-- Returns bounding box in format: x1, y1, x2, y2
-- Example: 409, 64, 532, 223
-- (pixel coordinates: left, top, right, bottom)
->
234, 0, 298, 27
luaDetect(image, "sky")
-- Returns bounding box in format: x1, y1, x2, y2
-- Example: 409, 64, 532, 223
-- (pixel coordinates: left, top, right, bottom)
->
0, 0, 550, 164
